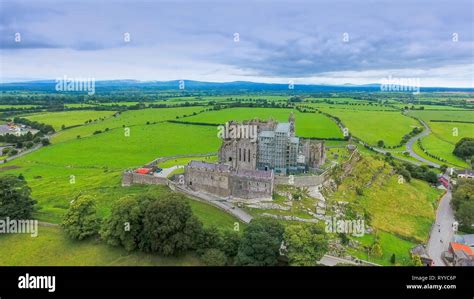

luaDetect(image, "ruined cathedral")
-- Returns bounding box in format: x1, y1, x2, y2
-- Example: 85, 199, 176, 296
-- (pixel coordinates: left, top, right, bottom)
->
218, 113, 325, 174
183, 113, 326, 200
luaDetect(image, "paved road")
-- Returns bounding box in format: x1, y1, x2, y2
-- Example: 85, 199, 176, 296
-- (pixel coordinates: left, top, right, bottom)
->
0, 143, 43, 164
318, 254, 380, 266
0, 133, 55, 165
427, 189, 455, 266
154, 165, 183, 178
405, 119, 440, 168
319, 254, 359, 266
170, 182, 253, 224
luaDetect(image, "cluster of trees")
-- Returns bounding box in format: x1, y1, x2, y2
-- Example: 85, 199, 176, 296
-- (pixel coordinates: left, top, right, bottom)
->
417, 140, 448, 163
0, 130, 36, 144
0, 175, 36, 220
451, 179, 474, 233
453, 138, 474, 163
61, 193, 329, 266
392, 161, 438, 184
13, 117, 55, 134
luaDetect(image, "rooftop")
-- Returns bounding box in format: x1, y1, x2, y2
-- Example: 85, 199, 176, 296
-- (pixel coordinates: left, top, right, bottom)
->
454, 234, 474, 247
187, 160, 232, 172
450, 242, 474, 255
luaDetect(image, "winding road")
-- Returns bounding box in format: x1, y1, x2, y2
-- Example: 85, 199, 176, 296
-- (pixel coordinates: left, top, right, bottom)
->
427, 189, 455, 266
405, 119, 440, 168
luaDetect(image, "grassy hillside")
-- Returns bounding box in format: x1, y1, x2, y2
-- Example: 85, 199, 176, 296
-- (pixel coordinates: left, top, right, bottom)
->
0, 226, 202, 266
328, 155, 442, 242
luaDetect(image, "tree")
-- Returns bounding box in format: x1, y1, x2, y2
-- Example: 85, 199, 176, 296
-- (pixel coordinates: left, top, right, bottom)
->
456, 200, 474, 233
201, 248, 227, 266
2, 147, 11, 155
390, 253, 396, 265
139, 194, 203, 255
453, 137, 474, 160
100, 196, 147, 251
221, 230, 241, 258
8, 149, 18, 157
412, 254, 423, 266
236, 218, 284, 266
371, 242, 383, 257
0, 175, 36, 219
451, 179, 474, 232
196, 225, 223, 255
61, 195, 101, 240
377, 140, 385, 147
284, 223, 328, 266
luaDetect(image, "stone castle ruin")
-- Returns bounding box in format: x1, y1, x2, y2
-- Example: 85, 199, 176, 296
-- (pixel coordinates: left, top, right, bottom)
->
183, 113, 326, 199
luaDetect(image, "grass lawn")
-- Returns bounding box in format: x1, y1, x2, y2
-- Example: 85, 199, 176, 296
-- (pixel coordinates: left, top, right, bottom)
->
416, 134, 470, 168
0, 226, 202, 266
429, 122, 474, 144
181, 107, 343, 138
52, 106, 206, 143
348, 230, 416, 266
406, 110, 473, 168
317, 108, 419, 147
408, 110, 474, 122
23, 122, 220, 169
23, 110, 117, 130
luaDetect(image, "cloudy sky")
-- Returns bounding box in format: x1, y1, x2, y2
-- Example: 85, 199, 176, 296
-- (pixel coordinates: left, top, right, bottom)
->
1, 0, 473, 87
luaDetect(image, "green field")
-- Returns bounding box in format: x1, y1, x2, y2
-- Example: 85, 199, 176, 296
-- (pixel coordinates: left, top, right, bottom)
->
181, 107, 343, 138
33, 122, 219, 168
0, 226, 202, 266
414, 134, 470, 168
52, 106, 205, 143
24, 110, 117, 130
306, 102, 397, 111
408, 110, 474, 122
408, 110, 474, 168
317, 108, 419, 146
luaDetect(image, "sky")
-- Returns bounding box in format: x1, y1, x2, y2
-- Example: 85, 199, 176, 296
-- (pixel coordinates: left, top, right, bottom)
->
0, 0, 473, 87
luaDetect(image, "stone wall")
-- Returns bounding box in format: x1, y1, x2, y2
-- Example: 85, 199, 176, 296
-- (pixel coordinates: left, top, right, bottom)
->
184, 165, 231, 197
122, 172, 168, 187
229, 174, 273, 199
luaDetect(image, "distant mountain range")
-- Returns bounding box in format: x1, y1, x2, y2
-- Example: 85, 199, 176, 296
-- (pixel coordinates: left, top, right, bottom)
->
0, 79, 472, 93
